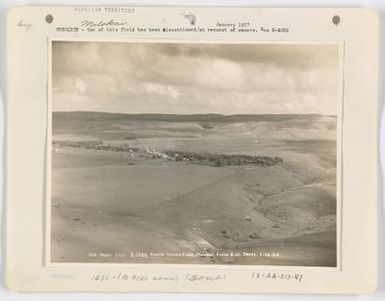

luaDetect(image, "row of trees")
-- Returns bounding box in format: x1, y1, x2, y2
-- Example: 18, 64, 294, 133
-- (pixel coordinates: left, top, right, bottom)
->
164, 150, 283, 167
53, 140, 283, 167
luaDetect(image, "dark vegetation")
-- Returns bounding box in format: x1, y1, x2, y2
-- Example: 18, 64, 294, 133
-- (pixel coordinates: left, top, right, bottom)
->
53, 140, 283, 167
164, 150, 283, 167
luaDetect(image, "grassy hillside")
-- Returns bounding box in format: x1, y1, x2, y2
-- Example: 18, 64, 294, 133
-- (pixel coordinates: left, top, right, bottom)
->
50, 111, 337, 266
52, 111, 337, 142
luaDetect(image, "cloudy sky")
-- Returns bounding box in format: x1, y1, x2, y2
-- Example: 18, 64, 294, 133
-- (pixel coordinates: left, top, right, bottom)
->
52, 41, 339, 115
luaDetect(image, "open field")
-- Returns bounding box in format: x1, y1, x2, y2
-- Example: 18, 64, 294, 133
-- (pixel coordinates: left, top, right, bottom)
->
51, 112, 337, 266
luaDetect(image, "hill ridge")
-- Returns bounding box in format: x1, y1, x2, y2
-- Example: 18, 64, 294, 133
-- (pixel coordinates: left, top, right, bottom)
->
53, 111, 336, 123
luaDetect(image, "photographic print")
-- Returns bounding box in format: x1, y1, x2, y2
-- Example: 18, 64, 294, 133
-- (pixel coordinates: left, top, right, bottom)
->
50, 41, 339, 267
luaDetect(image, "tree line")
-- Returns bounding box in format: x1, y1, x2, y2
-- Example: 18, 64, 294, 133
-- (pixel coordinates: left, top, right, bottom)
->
53, 140, 283, 167
164, 150, 283, 167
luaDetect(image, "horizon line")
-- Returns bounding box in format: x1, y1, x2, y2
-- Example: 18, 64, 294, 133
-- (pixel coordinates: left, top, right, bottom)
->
52, 110, 337, 116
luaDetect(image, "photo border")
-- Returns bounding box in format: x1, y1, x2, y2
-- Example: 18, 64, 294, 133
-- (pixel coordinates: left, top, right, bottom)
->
46, 38, 344, 272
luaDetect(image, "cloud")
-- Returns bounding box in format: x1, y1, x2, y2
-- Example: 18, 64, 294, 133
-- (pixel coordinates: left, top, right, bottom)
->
152, 43, 338, 69
196, 59, 246, 91
52, 42, 340, 115
52, 91, 91, 111
144, 83, 181, 100
75, 78, 87, 94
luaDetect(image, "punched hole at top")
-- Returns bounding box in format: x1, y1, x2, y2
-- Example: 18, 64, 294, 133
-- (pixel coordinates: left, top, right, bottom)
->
332, 15, 340, 26
45, 14, 54, 24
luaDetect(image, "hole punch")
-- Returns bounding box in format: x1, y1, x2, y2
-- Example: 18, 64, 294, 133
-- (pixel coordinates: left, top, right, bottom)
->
45, 14, 54, 24
332, 15, 340, 26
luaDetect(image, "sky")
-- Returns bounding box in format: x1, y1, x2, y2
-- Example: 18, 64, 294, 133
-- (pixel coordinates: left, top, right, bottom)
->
52, 41, 340, 115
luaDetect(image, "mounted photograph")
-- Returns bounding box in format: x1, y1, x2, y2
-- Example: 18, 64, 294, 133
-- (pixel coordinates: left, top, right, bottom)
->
49, 41, 340, 267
